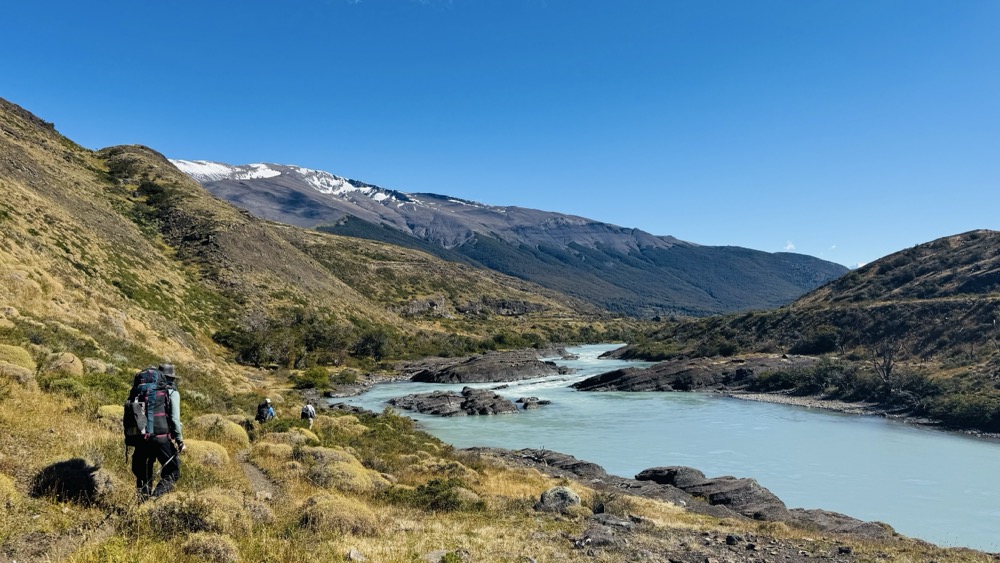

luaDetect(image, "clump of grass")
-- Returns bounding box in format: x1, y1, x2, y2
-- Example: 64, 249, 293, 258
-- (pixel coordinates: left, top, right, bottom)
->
0, 362, 35, 386
298, 446, 391, 494
181, 532, 241, 563
312, 413, 368, 439
184, 439, 231, 468
251, 441, 293, 460
143, 488, 251, 536
298, 492, 380, 535
188, 414, 250, 450
0, 344, 35, 371
384, 478, 486, 512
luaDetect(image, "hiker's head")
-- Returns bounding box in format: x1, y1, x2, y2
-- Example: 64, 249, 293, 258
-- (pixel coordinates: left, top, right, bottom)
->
265, 398, 271, 404
159, 364, 177, 379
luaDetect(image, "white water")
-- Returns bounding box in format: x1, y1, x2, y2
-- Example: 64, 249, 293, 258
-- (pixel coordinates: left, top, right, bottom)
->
339, 344, 1000, 552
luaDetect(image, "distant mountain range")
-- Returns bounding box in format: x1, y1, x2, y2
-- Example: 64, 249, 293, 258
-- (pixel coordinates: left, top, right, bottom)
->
171, 160, 849, 317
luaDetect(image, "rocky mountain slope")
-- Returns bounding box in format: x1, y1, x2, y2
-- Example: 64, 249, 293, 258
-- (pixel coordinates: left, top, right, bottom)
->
172, 160, 849, 317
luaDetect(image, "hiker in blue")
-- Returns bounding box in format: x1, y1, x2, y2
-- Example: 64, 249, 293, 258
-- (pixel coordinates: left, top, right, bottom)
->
255, 397, 275, 424
130, 364, 184, 501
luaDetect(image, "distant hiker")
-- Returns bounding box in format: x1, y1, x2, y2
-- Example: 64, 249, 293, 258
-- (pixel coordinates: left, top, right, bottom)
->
125, 364, 184, 501
255, 398, 275, 424
300, 401, 317, 428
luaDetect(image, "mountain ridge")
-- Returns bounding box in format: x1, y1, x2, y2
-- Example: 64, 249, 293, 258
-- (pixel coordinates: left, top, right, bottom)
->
172, 159, 849, 317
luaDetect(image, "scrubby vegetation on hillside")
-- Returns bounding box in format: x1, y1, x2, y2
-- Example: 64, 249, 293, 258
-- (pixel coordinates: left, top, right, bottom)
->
618, 231, 1000, 433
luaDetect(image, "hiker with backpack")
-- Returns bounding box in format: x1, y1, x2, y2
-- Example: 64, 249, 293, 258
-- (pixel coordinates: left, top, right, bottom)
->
300, 400, 316, 429
124, 364, 184, 501
255, 397, 275, 424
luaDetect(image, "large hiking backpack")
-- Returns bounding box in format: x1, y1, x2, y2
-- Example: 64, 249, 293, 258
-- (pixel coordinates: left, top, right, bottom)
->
123, 367, 162, 446
256, 402, 270, 423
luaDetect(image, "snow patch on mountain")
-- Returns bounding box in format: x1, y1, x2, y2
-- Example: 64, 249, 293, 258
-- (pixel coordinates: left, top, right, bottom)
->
171, 159, 281, 182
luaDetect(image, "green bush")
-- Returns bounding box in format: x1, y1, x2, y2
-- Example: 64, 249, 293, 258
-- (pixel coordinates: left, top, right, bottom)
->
383, 478, 483, 512
928, 392, 1000, 432
330, 369, 357, 384
291, 366, 330, 389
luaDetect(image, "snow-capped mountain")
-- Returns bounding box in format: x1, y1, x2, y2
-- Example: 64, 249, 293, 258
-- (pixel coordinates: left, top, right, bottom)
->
171, 159, 848, 317
170, 159, 680, 253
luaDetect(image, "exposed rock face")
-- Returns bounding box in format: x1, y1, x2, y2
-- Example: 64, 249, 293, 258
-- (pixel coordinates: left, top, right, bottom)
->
387, 387, 519, 416
636, 466, 791, 521
407, 349, 575, 384
572, 354, 819, 392
469, 448, 892, 540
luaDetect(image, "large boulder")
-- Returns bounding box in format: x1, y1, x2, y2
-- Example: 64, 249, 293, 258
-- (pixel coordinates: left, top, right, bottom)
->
388, 387, 518, 416
636, 466, 790, 521
534, 486, 582, 514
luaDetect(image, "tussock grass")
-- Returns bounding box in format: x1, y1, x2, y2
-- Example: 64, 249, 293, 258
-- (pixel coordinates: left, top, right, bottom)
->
181, 532, 241, 563
298, 492, 381, 535
142, 488, 253, 536
0, 343, 35, 370
188, 414, 251, 450
184, 439, 230, 467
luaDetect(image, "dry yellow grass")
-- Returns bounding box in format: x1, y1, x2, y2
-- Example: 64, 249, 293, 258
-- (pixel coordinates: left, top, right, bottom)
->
298, 492, 381, 535
188, 414, 251, 450
0, 471, 20, 509
299, 446, 391, 494
312, 413, 368, 438
251, 441, 294, 460
184, 439, 231, 468
0, 343, 35, 371
142, 488, 253, 536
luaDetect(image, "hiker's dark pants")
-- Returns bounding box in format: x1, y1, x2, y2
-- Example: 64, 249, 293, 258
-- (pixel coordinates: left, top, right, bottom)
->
131, 437, 179, 498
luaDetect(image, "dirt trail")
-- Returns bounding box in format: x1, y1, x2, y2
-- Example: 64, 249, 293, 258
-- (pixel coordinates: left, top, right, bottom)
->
237, 450, 277, 499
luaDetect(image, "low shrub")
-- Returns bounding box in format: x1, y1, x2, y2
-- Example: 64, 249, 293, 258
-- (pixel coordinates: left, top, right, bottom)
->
384, 478, 484, 512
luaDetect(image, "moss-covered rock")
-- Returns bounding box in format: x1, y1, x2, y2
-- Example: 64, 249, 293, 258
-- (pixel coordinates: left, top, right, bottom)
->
44, 352, 83, 377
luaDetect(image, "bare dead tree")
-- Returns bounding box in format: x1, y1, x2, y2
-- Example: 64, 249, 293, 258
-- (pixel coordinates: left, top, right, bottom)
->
868, 334, 905, 385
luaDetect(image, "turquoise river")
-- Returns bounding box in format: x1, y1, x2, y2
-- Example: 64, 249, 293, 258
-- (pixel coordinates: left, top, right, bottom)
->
340, 344, 1000, 552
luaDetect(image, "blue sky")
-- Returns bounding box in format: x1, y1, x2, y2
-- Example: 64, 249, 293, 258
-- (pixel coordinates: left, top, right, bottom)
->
5, 0, 999, 268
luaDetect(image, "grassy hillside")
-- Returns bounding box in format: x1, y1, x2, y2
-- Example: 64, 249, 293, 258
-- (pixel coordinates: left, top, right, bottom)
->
0, 98, 993, 561
618, 230, 1000, 432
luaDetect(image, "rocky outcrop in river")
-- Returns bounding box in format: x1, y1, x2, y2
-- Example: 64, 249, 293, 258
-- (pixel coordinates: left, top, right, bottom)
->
571, 354, 819, 392
387, 386, 520, 416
